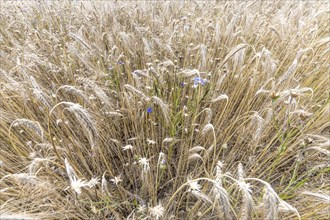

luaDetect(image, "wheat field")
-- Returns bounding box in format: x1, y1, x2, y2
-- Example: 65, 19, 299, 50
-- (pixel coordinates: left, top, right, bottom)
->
0, 0, 329, 219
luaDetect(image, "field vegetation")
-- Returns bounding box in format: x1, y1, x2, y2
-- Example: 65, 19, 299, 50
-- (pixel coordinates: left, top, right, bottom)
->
0, 1, 329, 219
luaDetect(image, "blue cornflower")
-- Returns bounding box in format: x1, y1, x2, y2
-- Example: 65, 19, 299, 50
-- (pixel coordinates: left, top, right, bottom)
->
147, 107, 153, 113
117, 61, 125, 65
193, 76, 206, 88
179, 82, 185, 87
